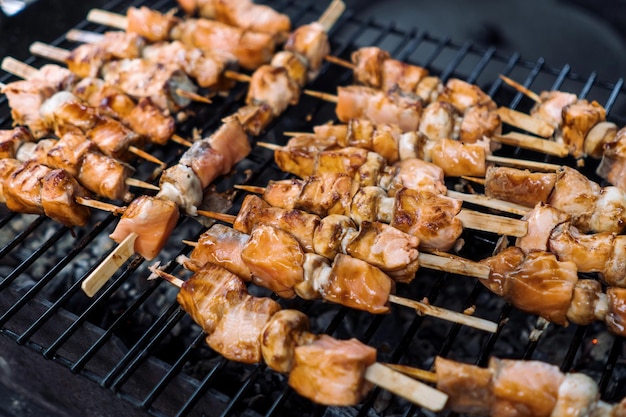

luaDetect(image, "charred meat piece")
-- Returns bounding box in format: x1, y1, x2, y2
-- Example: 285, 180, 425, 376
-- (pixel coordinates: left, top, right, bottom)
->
109, 196, 179, 259
288, 334, 377, 406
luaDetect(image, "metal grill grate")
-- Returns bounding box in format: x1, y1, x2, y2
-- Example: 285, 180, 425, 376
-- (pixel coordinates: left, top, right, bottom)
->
1, 0, 625, 416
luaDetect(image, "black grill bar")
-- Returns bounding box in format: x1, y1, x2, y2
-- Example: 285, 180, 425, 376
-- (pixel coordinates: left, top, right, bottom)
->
601, 338, 624, 396
141, 330, 207, 410
605, 79, 624, 114
177, 356, 229, 417
102, 299, 182, 388
466, 46, 496, 85
439, 40, 472, 82
15, 218, 120, 343
0, 226, 68, 311
111, 308, 188, 391
67, 275, 162, 371
505, 57, 545, 109
0, 215, 47, 263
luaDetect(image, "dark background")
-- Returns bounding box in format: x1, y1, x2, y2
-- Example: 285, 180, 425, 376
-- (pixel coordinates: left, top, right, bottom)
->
1, 0, 626, 81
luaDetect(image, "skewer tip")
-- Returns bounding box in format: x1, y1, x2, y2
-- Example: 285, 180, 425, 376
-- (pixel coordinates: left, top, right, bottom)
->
234, 184, 266, 194
148, 263, 184, 288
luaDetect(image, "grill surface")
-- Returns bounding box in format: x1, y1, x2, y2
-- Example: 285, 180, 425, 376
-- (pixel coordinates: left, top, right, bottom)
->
1, 0, 625, 416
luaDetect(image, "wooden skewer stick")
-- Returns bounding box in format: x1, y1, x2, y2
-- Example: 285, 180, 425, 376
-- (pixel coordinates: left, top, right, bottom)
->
150, 265, 448, 412
128, 146, 167, 166
87, 8, 127, 30
29, 42, 69, 63
446, 190, 529, 216
496, 107, 555, 138
457, 210, 526, 237
175, 88, 212, 104
462, 176, 486, 185
81, 232, 137, 297
492, 132, 568, 158
75, 196, 126, 215
171, 134, 193, 147
172, 245, 494, 332
303, 89, 339, 103
499, 74, 542, 104
387, 295, 497, 333
126, 177, 160, 191
317, 0, 346, 32
66, 28, 104, 44
324, 54, 354, 69
283, 131, 309, 137
224, 70, 252, 83
194, 211, 491, 280
487, 155, 561, 172
383, 363, 438, 384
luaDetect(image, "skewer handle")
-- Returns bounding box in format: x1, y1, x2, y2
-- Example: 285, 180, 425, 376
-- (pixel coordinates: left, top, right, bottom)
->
487, 155, 561, 172
66, 29, 105, 44
1, 56, 37, 79
87, 8, 127, 30
418, 253, 490, 280
81, 232, 137, 297
30, 42, 70, 62
364, 363, 448, 412
317, 0, 346, 32
458, 209, 527, 237
494, 132, 568, 158
446, 190, 529, 216
496, 107, 555, 138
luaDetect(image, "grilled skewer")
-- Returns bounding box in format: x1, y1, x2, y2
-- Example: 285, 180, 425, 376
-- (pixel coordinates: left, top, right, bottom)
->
270, 123, 561, 177
0, 158, 93, 227
324, 47, 572, 157
483, 165, 626, 235
18, 53, 207, 113
0, 127, 157, 201
150, 263, 448, 411
176, 223, 496, 332
388, 356, 626, 417
516, 202, 626, 288
191, 194, 492, 280
235, 152, 528, 251
500, 74, 617, 161
87, 6, 276, 71
299, 86, 571, 166
175, 0, 293, 41
4, 56, 190, 147
80, 0, 343, 280
86, 0, 343, 77
31, 35, 232, 96
480, 245, 626, 337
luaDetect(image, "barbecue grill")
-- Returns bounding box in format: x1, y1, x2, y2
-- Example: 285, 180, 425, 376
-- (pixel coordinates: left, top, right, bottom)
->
1, 0, 625, 416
